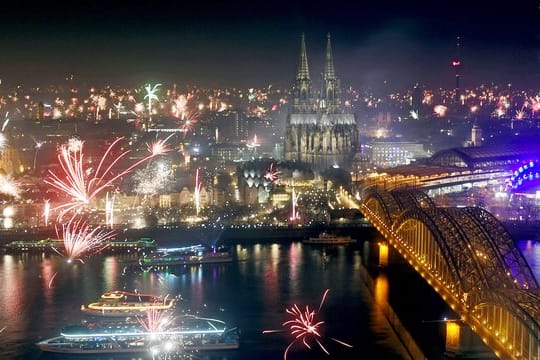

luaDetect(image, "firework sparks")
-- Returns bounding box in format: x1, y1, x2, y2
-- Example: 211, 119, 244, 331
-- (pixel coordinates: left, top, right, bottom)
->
136, 305, 174, 333
194, 168, 202, 216
180, 109, 199, 135
54, 216, 116, 263
1, 112, 9, 132
290, 182, 300, 222
44, 200, 50, 227
144, 83, 161, 123
0, 132, 6, 150
0, 174, 20, 198
45, 137, 169, 219
105, 192, 114, 228
133, 161, 173, 195
148, 136, 173, 156
263, 289, 352, 359
264, 163, 281, 182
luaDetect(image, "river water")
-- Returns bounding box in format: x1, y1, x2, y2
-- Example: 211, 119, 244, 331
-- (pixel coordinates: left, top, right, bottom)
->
0, 234, 411, 360
2, 231, 538, 360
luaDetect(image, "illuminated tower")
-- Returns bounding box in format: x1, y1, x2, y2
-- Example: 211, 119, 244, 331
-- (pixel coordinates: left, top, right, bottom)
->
471, 124, 482, 147
292, 33, 314, 113
452, 36, 462, 102
320, 33, 340, 113
284, 33, 359, 171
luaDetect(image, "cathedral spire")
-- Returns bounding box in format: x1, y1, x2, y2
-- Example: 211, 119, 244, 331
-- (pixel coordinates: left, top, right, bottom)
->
292, 33, 313, 113
297, 33, 310, 81
324, 33, 335, 80
320, 33, 339, 113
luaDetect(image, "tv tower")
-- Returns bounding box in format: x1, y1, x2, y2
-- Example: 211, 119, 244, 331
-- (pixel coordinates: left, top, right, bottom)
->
452, 36, 462, 103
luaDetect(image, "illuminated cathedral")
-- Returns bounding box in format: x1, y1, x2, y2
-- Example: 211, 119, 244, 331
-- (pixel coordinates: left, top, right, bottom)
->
284, 33, 359, 171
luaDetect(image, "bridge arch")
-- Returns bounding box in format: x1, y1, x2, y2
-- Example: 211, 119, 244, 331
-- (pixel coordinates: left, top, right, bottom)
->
462, 207, 538, 289
362, 187, 401, 225
469, 289, 540, 359
393, 208, 488, 294
391, 189, 436, 211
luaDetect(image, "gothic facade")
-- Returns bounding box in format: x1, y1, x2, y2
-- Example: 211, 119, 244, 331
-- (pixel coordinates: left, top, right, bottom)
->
284, 34, 359, 171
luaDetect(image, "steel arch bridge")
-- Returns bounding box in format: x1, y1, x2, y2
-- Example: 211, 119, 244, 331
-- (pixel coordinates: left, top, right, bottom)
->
362, 186, 540, 359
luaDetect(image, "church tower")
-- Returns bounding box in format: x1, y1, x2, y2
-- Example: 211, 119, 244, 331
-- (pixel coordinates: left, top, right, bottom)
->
320, 33, 340, 114
284, 34, 359, 171
292, 33, 314, 113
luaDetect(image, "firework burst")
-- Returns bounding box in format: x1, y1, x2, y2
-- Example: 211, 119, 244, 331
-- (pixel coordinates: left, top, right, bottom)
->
45, 137, 169, 219
263, 289, 352, 359
54, 216, 116, 263
137, 304, 175, 334
0, 174, 20, 198
264, 163, 281, 182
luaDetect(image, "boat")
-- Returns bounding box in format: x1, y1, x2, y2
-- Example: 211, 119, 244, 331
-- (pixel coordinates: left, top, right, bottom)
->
139, 244, 233, 267
36, 315, 239, 354
303, 231, 356, 245
2, 238, 63, 252
80, 291, 175, 317
3, 237, 156, 254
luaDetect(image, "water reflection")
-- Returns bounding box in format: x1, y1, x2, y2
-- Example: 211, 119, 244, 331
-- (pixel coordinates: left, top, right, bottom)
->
518, 240, 540, 282
0, 239, 412, 360
102, 256, 119, 291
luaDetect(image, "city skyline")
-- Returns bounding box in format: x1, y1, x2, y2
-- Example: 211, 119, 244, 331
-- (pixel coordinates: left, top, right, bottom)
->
0, 1, 538, 90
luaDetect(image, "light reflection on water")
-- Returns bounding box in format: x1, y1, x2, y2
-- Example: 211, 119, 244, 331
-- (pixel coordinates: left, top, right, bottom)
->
518, 240, 540, 281
0, 241, 408, 360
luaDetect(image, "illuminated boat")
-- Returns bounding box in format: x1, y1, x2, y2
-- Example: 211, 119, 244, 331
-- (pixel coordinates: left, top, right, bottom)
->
36, 315, 240, 354
139, 244, 233, 267
2, 238, 63, 252
3, 237, 156, 253
303, 232, 356, 245
81, 291, 175, 317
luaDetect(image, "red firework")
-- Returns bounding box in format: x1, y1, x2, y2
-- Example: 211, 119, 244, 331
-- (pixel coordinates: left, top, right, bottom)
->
45, 137, 170, 220
264, 163, 281, 182
136, 305, 174, 334
54, 216, 116, 263
180, 109, 199, 136
263, 289, 352, 359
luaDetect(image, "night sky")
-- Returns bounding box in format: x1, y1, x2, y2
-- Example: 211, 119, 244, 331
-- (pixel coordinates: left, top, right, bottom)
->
0, 0, 539, 90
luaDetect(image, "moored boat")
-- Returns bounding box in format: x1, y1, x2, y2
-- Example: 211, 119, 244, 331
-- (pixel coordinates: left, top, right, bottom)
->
303, 232, 356, 245
3, 237, 156, 254
139, 244, 233, 267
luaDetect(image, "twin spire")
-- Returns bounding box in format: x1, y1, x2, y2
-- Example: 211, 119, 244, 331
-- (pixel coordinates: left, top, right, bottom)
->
297, 33, 310, 81
296, 33, 336, 81
294, 33, 339, 113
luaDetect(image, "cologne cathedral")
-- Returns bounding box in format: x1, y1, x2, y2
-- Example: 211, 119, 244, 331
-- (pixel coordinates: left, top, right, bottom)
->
283, 33, 359, 171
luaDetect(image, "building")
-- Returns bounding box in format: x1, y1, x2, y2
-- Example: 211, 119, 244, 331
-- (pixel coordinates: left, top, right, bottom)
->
283, 34, 359, 171
366, 141, 430, 168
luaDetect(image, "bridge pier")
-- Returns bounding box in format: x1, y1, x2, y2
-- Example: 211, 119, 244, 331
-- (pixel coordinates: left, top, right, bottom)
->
444, 321, 497, 359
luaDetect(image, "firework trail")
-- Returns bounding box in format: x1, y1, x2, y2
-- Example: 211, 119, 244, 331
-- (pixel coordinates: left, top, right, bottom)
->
45, 137, 170, 219
263, 289, 352, 359
194, 168, 202, 216
53, 216, 116, 263
0, 132, 6, 150
136, 304, 174, 333
43, 200, 51, 226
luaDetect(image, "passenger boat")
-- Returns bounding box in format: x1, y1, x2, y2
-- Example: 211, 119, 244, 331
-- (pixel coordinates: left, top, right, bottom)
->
3, 237, 156, 253
303, 232, 356, 245
139, 244, 233, 267
81, 291, 175, 317
3, 238, 63, 252
36, 315, 239, 354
